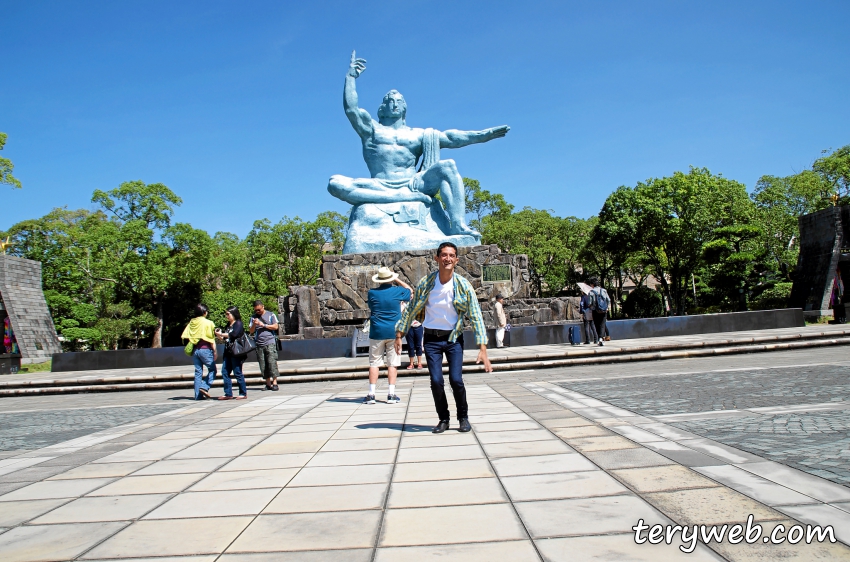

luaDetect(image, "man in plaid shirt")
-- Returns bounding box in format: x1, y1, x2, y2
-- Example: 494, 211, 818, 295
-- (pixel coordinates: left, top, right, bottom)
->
396, 242, 493, 433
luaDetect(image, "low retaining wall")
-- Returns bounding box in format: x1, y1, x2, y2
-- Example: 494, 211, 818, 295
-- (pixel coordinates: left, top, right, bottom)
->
50, 308, 805, 373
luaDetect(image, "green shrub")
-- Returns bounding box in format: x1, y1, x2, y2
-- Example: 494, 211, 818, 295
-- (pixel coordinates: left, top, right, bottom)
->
750, 282, 792, 310
622, 286, 665, 318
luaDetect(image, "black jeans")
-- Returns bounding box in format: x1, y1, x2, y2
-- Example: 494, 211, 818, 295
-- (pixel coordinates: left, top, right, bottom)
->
583, 318, 598, 344
592, 311, 608, 340
423, 332, 467, 421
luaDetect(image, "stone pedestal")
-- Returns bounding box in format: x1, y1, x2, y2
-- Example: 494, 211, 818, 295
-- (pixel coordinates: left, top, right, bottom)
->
280, 245, 581, 340
0, 255, 62, 364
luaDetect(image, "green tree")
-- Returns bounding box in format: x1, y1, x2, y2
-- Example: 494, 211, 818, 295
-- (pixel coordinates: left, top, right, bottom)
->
482, 207, 591, 296
751, 170, 830, 276
597, 167, 751, 315
464, 177, 513, 232
0, 133, 22, 189
813, 145, 850, 201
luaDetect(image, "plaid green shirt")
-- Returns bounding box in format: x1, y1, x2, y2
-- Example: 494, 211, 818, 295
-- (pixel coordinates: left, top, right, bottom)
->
395, 271, 489, 346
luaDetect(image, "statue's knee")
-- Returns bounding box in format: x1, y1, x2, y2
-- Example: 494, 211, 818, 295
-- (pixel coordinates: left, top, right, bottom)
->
439, 159, 458, 173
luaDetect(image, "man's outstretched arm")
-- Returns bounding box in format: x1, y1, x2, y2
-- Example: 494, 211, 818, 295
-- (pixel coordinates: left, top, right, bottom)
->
439, 125, 510, 149
344, 51, 373, 138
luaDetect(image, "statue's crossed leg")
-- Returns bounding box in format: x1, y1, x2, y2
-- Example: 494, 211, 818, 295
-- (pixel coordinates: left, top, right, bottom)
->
328, 159, 478, 236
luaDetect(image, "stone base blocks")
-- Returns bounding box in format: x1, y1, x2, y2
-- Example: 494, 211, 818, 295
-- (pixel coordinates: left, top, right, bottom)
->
281, 245, 581, 340
0, 255, 61, 364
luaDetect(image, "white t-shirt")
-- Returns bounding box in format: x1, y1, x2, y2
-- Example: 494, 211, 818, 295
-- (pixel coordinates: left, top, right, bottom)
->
423, 274, 458, 330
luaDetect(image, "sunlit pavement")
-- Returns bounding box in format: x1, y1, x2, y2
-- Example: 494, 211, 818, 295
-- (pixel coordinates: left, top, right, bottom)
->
1, 346, 850, 560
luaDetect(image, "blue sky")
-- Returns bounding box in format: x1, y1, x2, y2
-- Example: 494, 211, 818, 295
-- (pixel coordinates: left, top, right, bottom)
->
3, 1, 849, 236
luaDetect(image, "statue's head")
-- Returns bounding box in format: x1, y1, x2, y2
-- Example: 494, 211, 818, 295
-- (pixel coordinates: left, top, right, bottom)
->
377, 90, 407, 123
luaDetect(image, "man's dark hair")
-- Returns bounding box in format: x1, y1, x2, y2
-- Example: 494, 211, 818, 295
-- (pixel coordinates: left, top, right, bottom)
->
436, 242, 458, 257
588, 277, 599, 287
226, 306, 242, 321
194, 303, 209, 317
253, 300, 264, 307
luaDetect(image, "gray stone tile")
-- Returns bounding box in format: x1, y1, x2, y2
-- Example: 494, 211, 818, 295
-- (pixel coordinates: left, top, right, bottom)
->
131, 458, 227, 476
695, 465, 821, 506
397, 444, 484, 463
0, 478, 114, 501
379, 504, 526, 546
189, 468, 298, 491
145, 488, 279, 518
491, 453, 596, 477
775, 503, 850, 545
482, 440, 574, 458
0, 521, 127, 562
516, 495, 670, 538
388, 478, 507, 508
227, 511, 382, 552
0, 498, 70, 526
264, 483, 387, 513
88, 473, 204, 496
535, 533, 725, 561
82, 517, 252, 558
220, 551, 372, 562
393, 459, 495, 482
288, 464, 393, 487
585, 448, 674, 470
736, 461, 850, 503
641, 441, 728, 467
307, 449, 397, 467
501, 470, 628, 501
476, 429, 555, 444
375, 540, 539, 562
31, 493, 171, 523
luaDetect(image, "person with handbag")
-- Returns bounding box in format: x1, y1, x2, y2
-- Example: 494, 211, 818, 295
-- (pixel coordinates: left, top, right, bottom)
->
181, 303, 217, 400
215, 306, 249, 400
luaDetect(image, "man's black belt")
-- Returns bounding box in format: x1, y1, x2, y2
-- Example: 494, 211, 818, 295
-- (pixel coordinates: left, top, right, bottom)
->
424, 328, 452, 337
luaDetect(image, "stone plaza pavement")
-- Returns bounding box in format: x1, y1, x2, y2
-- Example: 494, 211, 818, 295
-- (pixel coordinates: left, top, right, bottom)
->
1, 347, 850, 560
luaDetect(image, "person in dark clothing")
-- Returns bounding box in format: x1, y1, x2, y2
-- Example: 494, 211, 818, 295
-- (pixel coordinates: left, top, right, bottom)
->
215, 306, 248, 400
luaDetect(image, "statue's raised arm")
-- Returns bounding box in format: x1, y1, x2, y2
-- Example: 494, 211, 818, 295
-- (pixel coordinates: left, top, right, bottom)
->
343, 51, 373, 138
439, 125, 510, 149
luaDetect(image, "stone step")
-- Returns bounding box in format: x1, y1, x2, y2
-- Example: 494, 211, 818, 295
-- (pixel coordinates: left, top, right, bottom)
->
1, 330, 848, 395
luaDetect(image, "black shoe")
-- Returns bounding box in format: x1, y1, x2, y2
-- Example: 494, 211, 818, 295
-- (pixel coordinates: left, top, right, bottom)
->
432, 420, 450, 433
387, 394, 400, 404
364, 394, 376, 405
458, 419, 472, 432
272, 384, 279, 391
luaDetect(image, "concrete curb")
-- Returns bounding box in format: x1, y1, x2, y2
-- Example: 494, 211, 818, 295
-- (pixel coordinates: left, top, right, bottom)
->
2, 334, 848, 396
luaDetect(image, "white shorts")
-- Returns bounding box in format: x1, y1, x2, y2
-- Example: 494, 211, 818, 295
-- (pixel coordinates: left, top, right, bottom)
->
369, 339, 401, 368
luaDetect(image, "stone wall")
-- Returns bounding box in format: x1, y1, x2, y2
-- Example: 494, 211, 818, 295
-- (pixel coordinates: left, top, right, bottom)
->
280, 245, 580, 339
0, 255, 62, 363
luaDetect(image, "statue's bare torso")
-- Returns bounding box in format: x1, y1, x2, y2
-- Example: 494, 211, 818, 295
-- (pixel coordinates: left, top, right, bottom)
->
363, 125, 424, 180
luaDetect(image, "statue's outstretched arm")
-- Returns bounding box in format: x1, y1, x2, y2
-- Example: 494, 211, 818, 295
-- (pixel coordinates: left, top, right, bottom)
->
439, 125, 510, 149
344, 51, 373, 138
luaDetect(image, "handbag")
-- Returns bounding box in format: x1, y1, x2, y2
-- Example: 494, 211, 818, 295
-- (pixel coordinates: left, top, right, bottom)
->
228, 332, 256, 356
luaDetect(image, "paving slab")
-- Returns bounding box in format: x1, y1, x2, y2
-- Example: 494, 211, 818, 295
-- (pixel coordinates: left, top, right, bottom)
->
374, 540, 539, 562
0, 521, 127, 562
264, 483, 387, 513
379, 503, 527, 547
227, 511, 382, 552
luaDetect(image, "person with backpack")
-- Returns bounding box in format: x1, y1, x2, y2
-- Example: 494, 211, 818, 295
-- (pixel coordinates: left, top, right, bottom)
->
215, 306, 248, 400
587, 277, 611, 346
579, 284, 598, 345
249, 300, 280, 391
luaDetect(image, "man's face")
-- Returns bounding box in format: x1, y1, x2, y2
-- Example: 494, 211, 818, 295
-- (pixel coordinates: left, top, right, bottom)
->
435, 247, 458, 272
254, 305, 265, 317
383, 94, 405, 117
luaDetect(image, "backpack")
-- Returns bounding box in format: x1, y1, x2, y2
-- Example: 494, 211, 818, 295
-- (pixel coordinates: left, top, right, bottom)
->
592, 288, 610, 312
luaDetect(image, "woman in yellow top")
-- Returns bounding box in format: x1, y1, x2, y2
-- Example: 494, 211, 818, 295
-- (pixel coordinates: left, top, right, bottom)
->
181, 304, 218, 399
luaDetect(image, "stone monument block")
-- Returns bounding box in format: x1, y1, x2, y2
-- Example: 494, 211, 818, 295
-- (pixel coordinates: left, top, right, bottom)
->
0, 255, 61, 364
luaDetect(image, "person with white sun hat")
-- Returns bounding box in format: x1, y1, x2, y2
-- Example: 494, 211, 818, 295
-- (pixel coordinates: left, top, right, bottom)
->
364, 266, 413, 404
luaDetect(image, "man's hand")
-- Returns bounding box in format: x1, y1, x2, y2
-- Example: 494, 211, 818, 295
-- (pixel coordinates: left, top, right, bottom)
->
476, 344, 493, 373
486, 125, 510, 140
394, 335, 403, 355
349, 50, 366, 78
